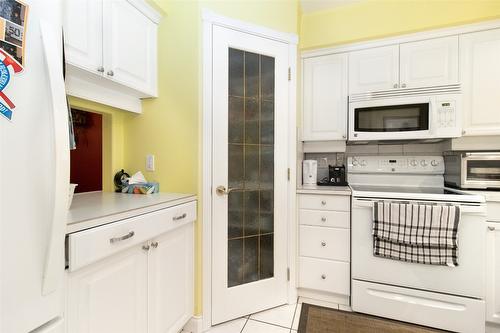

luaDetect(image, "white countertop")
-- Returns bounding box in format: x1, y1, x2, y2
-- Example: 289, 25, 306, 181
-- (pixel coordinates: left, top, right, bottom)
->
67, 192, 197, 233
462, 190, 500, 203
297, 185, 352, 196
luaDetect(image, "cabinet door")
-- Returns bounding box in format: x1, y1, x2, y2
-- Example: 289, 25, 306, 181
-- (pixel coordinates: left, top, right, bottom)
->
400, 36, 458, 89
66, 244, 148, 333
149, 223, 194, 333
486, 223, 500, 324
63, 0, 103, 74
302, 54, 348, 141
349, 45, 399, 94
460, 29, 500, 136
103, 1, 157, 96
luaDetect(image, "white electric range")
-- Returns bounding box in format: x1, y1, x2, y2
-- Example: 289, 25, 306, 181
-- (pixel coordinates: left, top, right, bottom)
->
347, 155, 486, 333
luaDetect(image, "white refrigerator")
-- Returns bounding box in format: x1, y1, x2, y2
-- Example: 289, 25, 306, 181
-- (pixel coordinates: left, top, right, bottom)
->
0, 1, 70, 332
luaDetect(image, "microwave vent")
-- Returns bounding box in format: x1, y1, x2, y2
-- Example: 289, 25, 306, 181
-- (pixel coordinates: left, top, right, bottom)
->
349, 84, 461, 102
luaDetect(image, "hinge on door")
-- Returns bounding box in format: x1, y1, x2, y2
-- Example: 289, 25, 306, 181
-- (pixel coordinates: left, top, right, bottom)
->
288, 67, 291, 81
287, 267, 290, 281
287, 168, 290, 181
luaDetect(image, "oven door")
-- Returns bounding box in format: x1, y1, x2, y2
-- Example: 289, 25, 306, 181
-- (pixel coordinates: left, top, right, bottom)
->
349, 96, 432, 141
462, 153, 500, 189
351, 197, 486, 298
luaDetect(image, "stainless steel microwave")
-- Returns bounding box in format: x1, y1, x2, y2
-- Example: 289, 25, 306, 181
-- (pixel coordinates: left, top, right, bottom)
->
444, 152, 500, 189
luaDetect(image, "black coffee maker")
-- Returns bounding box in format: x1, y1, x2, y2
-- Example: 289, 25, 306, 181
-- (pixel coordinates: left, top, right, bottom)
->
317, 165, 348, 186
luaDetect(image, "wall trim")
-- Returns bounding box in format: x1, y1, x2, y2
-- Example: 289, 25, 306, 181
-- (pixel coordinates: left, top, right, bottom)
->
202, 9, 298, 332
301, 18, 500, 58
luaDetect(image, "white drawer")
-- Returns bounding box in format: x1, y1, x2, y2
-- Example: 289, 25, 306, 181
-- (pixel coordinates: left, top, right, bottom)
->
300, 225, 350, 261
352, 279, 485, 333
299, 257, 350, 295
68, 201, 196, 271
299, 209, 350, 228
299, 194, 349, 211
486, 201, 500, 222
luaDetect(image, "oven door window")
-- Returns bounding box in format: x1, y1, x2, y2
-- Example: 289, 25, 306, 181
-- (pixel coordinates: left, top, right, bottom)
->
354, 103, 429, 132
466, 160, 500, 181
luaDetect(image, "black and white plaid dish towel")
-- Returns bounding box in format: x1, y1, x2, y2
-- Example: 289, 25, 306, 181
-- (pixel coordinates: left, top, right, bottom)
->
372, 202, 460, 267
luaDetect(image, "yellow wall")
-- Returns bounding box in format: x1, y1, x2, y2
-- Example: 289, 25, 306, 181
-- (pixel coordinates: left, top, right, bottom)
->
300, 0, 500, 50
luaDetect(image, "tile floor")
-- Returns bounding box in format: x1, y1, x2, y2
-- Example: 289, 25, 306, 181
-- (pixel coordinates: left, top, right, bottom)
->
205, 302, 302, 333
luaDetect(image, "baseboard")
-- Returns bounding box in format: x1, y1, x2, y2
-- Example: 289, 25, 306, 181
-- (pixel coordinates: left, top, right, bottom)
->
182, 316, 203, 333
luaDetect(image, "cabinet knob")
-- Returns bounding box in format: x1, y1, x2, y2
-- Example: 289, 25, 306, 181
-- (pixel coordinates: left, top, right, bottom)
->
321, 274, 326, 280
342, 135, 346, 139
321, 217, 327, 222
321, 241, 326, 247
401, 83, 407, 88
321, 200, 326, 206
151, 241, 159, 248
107, 70, 114, 76
97, 66, 104, 73
488, 226, 496, 231
393, 83, 398, 88
462, 130, 466, 135
142, 245, 150, 251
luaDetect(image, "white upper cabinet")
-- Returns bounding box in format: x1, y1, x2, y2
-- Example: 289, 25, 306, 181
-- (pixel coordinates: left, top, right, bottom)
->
400, 36, 459, 89
64, 0, 103, 74
64, 0, 161, 112
302, 53, 348, 141
348, 45, 399, 94
103, 1, 157, 96
460, 28, 500, 136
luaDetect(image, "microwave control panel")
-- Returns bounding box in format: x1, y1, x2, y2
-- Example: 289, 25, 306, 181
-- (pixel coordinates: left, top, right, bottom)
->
436, 100, 456, 128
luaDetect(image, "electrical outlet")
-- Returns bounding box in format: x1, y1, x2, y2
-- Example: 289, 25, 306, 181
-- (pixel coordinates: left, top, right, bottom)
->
146, 154, 155, 171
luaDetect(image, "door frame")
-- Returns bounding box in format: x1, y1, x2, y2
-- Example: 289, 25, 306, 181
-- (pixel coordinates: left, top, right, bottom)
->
201, 10, 298, 331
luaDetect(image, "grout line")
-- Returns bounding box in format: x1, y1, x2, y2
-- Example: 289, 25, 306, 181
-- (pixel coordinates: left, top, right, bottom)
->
290, 302, 299, 331
240, 317, 249, 333
247, 318, 292, 330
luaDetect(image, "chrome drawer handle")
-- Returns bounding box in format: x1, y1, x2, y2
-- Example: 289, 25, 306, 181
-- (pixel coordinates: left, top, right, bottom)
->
321, 217, 327, 222
321, 241, 326, 247
321, 274, 326, 280
110, 231, 135, 244
173, 213, 187, 221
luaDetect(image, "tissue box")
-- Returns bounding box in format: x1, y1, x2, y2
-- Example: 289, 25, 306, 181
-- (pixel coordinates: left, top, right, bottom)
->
124, 182, 160, 194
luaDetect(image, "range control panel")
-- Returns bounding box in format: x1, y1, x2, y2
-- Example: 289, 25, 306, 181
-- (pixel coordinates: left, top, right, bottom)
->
348, 156, 445, 174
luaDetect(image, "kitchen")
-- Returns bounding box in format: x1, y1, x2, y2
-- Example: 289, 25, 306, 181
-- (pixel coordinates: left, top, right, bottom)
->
1, 1, 500, 333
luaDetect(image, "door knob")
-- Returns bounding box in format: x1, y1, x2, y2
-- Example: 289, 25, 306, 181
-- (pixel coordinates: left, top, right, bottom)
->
216, 186, 241, 195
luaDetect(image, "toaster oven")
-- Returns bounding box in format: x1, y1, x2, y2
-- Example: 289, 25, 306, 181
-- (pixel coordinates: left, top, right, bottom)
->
444, 152, 500, 189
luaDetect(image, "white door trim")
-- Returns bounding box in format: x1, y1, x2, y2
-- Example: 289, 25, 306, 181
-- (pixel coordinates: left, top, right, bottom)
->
201, 9, 297, 331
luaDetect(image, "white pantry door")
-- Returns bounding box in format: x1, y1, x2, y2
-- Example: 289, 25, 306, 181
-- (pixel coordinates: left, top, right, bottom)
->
212, 25, 289, 324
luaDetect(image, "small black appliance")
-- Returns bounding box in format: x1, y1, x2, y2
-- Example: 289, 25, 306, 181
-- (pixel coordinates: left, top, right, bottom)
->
317, 165, 348, 186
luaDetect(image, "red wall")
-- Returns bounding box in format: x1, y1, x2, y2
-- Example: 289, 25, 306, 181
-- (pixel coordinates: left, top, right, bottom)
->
70, 110, 103, 193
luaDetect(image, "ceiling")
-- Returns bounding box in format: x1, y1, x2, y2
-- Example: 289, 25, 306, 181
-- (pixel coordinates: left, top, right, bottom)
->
300, 0, 363, 14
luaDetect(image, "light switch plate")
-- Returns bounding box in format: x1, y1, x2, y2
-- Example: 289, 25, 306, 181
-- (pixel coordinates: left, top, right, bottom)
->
146, 154, 155, 171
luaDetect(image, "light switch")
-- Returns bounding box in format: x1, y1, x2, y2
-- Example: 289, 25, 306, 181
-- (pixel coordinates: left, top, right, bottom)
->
146, 154, 155, 171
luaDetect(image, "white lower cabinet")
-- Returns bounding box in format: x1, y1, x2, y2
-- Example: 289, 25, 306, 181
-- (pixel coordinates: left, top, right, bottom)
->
66, 202, 195, 333
487, 222, 500, 325
67, 244, 149, 333
149, 223, 194, 333
298, 193, 351, 304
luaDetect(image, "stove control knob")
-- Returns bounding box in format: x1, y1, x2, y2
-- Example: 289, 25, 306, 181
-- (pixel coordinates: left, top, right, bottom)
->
352, 159, 359, 166
431, 160, 439, 167
360, 160, 367, 167
420, 160, 429, 167
410, 159, 418, 167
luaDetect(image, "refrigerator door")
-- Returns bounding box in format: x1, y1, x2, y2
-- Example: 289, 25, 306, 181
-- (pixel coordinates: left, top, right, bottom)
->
0, 1, 69, 332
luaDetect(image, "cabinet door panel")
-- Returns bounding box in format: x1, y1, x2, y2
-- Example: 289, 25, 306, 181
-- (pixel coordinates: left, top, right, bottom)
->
400, 36, 458, 88
66, 245, 148, 333
460, 29, 500, 136
302, 54, 348, 141
103, 1, 157, 96
349, 45, 399, 94
486, 223, 500, 324
149, 224, 194, 333
63, 0, 103, 73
